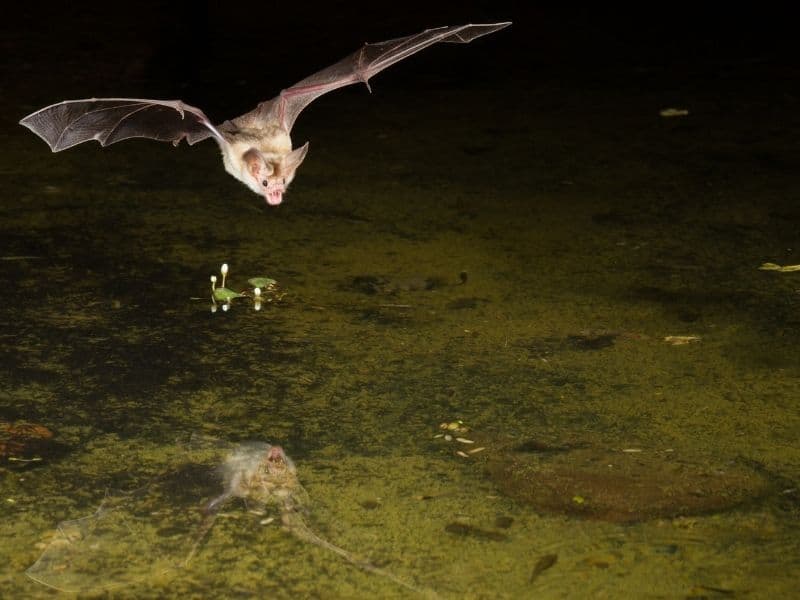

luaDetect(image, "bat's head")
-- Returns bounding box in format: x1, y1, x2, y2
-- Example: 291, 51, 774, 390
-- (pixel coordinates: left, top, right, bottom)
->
240, 143, 309, 206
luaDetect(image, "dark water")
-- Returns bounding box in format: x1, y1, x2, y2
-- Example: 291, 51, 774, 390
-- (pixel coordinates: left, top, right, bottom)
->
2, 6, 800, 598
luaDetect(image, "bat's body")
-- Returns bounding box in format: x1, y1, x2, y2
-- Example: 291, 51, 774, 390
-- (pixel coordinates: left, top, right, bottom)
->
20, 23, 510, 206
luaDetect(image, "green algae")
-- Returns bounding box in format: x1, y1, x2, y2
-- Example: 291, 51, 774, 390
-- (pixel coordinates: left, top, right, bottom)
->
2, 58, 800, 600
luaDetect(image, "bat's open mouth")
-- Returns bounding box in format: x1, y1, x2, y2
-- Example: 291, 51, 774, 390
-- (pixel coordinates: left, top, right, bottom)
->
265, 186, 285, 206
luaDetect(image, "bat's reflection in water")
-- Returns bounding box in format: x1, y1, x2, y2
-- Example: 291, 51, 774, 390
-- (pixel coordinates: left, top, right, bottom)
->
27, 437, 432, 596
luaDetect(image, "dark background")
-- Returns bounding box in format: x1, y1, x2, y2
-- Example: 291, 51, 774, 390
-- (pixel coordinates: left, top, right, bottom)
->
3, 2, 797, 125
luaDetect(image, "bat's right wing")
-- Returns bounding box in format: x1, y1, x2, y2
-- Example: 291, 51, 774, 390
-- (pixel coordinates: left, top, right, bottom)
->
20, 98, 226, 152
247, 23, 511, 133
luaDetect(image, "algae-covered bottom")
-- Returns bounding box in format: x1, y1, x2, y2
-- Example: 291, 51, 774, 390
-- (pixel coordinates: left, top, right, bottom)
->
2, 50, 800, 598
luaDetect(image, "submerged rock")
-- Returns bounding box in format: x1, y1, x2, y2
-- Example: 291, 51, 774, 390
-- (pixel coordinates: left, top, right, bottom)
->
0, 421, 57, 466
444, 521, 508, 541
471, 435, 777, 524
342, 271, 467, 295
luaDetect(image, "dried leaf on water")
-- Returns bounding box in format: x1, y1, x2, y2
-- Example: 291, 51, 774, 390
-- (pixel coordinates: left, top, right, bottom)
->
529, 553, 558, 583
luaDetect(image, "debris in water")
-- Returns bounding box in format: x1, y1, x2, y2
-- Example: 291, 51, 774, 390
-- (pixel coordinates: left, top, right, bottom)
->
659, 108, 689, 117
663, 335, 701, 345
759, 262, 800, 273
529, 553, 558, 583
444, 522, 508, 542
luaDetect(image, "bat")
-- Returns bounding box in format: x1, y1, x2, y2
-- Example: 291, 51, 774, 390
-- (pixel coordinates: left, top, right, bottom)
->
20, 23, 510, 206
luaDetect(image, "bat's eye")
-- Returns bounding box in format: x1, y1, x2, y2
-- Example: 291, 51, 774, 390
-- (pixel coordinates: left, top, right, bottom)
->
261, 179, 269, 187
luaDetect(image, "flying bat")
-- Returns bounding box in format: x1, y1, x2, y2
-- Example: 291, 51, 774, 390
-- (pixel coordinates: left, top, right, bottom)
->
20, 23, 510, 206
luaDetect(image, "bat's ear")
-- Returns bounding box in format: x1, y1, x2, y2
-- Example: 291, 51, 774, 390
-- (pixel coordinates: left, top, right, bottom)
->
283, 142, 309, 172
243, 148, 264, 179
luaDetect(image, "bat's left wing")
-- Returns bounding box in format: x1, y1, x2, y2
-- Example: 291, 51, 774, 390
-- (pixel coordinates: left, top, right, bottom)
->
248, 22, 511, 133
20, 98, 226, 152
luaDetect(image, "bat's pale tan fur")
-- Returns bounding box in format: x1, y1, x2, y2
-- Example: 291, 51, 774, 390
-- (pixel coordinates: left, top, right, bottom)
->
219, 122, 308, 205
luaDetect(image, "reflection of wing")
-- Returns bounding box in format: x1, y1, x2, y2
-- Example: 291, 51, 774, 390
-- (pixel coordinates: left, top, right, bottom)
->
246, 23, 511, 132
26, 497, 183, 593
20, 99, 225, 152
25, 439, 228, 593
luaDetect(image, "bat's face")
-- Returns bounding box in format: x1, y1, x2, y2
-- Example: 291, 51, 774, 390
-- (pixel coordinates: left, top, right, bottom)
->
223, 142, 309, 206
254, 143, 309, 206
222, 134, 308, 206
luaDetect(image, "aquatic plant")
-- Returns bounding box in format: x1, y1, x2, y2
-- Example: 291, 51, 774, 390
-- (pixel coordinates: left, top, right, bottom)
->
209, 264, 282, 311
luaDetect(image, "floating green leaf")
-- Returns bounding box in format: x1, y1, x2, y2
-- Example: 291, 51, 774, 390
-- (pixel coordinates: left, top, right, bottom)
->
248, 277, 277, 289
213, 287, 243, 302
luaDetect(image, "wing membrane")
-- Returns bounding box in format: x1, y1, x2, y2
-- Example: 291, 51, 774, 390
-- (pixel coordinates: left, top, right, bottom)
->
247, 23, 510, 132
20, 98, 225, 152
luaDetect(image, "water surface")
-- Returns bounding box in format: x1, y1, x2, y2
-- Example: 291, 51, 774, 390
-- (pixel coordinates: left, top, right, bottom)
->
2, 16, 799, 598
